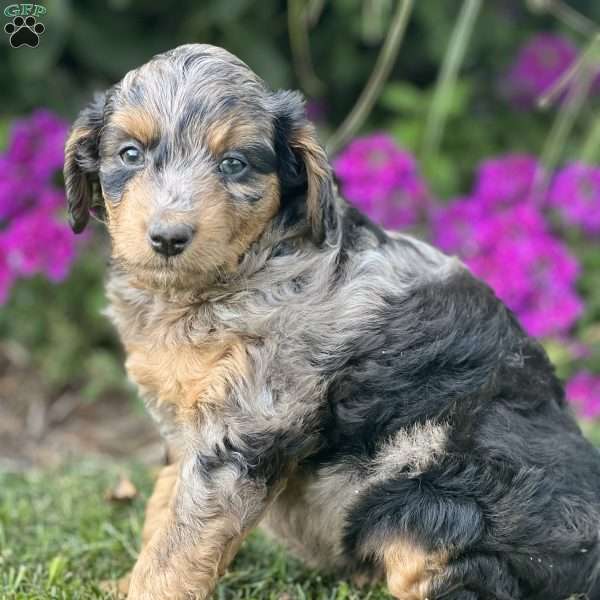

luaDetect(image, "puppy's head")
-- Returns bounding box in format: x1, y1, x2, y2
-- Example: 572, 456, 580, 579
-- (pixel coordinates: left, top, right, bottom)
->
64, 44, 334, 289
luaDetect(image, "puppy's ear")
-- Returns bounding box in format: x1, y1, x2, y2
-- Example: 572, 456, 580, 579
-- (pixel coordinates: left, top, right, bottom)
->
270, 90, 336, 244
63, 92, 107, 233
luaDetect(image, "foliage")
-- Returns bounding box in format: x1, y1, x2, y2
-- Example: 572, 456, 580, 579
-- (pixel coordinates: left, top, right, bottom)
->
0, 246, 127, 398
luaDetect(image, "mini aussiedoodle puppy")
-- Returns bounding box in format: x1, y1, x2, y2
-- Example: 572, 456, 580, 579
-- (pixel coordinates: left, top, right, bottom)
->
64, 44, 600, 600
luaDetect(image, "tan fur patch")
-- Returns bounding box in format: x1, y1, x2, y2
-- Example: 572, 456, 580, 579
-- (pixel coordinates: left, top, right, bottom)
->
383, 541, 447, 600
105, 175, 155, 266
125, 335, 249, 420
141, 463, 180, 547
288, 123, 330, 240
127, 488, 278, 600
128, 516, 240, 599
205, 119, 264, 155
111, 109, 159, 145
221, 175, 280, 272
217, 531, 248, 577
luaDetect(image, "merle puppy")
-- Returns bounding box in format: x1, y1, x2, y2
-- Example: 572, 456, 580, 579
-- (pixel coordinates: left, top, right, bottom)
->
64, 44, 600, 600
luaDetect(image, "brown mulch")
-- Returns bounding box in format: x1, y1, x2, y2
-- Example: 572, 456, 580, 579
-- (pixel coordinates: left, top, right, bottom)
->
0, 344, 162, 471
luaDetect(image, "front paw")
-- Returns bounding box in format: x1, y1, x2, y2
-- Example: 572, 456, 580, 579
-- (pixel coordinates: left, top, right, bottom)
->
127, 554, 215, 600
100, 572, 131, 598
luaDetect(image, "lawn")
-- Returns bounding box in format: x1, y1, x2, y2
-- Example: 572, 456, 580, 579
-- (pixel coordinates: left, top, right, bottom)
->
0, 463, 389, 600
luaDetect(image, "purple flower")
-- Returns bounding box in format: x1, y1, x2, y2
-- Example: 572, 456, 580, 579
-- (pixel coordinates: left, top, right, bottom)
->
333, 133, 431, 229
474, 155, 541, 207
548, 163, 600, 235
7, 109, 68, 182
566, 371, 600, 419
505, 33, 579, 108
433, 157, 583, 338
0, 109, 78, 304
2, 208, 77, 282
1, 109, 68, 223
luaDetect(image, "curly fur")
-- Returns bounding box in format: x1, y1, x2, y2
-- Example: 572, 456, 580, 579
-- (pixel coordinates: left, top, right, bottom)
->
64, 44, 600, 600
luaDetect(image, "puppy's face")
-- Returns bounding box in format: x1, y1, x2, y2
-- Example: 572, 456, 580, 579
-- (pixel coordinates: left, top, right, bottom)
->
99, 71, 280, 288
64, 45, 333, 290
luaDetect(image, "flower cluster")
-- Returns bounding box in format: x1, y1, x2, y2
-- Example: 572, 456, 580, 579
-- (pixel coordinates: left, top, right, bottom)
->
548, 163, 600, 236
433, 154, 583, 338
566, 372, 600, 419
333, 133, 431, 230
505, 33, 578, 108
505, 32, 600, 109
0, 110, 75, 303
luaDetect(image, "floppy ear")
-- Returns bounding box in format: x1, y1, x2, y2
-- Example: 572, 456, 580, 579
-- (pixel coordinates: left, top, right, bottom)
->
63, 92, 107, 233
271, 90, 336, 244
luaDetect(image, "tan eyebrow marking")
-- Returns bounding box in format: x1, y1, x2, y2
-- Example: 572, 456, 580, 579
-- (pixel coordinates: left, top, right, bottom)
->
206, 118, 264, 155
111, 109, 159, 145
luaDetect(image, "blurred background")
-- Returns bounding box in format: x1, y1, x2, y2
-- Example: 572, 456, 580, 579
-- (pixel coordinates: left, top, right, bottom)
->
1, 0, 600, 471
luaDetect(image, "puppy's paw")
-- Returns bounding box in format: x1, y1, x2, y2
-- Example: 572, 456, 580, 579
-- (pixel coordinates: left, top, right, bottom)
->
383, 540, 522, 599
384, 543, 446, 600
350, 571, 381, 589
100, 572, 131, 598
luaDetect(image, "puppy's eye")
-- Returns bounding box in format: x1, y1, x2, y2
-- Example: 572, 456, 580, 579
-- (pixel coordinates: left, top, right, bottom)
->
119, 146, 144, 167
218, 157, 246, 176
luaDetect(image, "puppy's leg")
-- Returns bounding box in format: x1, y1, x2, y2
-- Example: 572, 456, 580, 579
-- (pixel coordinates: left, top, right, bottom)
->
380, 512, 600, 600
364, 504, 523, 600
382, 541, 448, 600
216, 531, 252, 579
347, 457, 600, 599
127, 464, 278, 600
107, 462, 180, 598
126, 421, 308, 600
383, 543, 521, 600
128, 507, 261, 600
140, 462, 179, 547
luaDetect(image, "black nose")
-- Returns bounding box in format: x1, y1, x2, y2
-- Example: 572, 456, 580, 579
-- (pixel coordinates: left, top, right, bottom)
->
148, 223, 195, 257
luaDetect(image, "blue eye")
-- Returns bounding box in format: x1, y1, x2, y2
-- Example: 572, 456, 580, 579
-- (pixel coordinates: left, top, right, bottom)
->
218, 157, 246, 176
119, 146, 144, 167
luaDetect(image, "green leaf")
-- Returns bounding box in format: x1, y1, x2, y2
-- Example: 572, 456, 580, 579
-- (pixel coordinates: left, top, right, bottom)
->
46, 555, 67, 588
389, 119, 423, 152
425, 78, 472, 119
380, 82, 425, 114
421, 152, 459, 197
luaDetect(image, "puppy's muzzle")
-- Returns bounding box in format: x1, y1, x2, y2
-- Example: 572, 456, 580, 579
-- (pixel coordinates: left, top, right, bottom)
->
148, 222, 196, 257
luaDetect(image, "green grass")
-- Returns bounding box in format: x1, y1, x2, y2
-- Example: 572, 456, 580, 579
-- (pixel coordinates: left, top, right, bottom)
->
0, 463, 389, 600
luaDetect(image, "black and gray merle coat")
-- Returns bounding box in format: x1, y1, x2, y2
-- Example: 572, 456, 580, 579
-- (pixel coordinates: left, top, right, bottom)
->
64, 44, 600, 600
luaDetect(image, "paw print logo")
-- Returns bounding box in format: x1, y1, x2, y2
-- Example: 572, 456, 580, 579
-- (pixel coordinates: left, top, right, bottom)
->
4, 16, 45, 48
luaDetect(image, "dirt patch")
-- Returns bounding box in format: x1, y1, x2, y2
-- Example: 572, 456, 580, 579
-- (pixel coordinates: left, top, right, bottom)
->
0, 344, 162, 470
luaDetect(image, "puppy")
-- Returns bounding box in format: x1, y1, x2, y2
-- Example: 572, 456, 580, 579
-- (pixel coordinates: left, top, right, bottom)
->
64, 44, 600, 599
